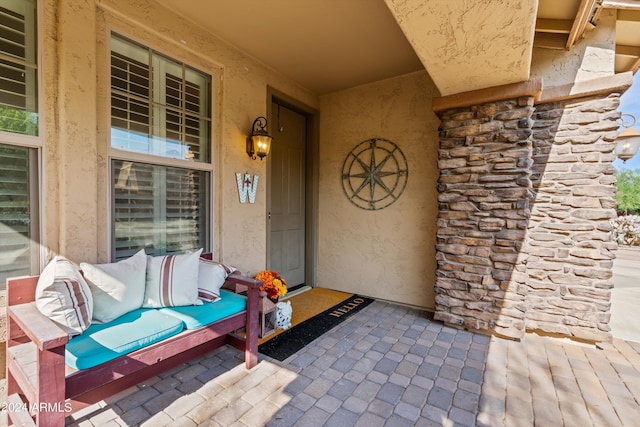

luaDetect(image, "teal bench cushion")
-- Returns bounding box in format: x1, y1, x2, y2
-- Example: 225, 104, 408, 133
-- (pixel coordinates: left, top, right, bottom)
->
159, 290, 247, 330
65, 308, 185, 370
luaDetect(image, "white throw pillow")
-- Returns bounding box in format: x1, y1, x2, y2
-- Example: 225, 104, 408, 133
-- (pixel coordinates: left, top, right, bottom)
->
81, 249, 147, 323
198, 258, 236, 302
35, 256, 93, 336
143, 249, 203, 308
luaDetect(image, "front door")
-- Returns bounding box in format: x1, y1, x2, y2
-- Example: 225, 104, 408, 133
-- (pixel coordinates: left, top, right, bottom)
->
268, 101, 306, 287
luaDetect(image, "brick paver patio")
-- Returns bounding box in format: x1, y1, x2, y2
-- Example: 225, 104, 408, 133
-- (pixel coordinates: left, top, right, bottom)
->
58, 300, 640, 427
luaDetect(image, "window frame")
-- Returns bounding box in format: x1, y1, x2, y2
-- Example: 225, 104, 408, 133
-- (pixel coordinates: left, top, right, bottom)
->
0, 0, 44, 280
0, 0, 39, 139
107, 31, 216, 261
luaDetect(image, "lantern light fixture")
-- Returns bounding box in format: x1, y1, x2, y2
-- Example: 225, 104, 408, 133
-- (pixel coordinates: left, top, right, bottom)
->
615, 113, 640, 163
246, 116, 273, 160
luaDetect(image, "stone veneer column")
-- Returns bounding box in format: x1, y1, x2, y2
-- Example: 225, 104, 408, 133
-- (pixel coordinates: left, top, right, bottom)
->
433, 76, 630, 343
525, 94, 620, 342
435, 96, 535, 340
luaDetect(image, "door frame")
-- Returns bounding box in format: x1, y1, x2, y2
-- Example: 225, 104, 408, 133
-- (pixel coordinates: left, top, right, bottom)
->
266, 87, 319, 287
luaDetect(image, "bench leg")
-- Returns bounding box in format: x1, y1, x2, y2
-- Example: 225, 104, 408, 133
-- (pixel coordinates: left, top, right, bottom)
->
245, 288, 259, 369
5, 370, 33, 426
34, 346, 67, 426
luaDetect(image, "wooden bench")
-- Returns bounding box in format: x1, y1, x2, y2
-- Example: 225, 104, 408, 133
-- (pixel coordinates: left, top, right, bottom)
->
5, 273, 260, 426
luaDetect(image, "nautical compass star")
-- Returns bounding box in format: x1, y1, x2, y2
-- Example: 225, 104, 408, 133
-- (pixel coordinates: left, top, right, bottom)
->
341, 138, 408, 210
351, 144, 398, 200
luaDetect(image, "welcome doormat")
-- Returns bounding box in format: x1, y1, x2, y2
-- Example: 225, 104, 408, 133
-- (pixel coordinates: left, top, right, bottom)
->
258, 294, 374, 361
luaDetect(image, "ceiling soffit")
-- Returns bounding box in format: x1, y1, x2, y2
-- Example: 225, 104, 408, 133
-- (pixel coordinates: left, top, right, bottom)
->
535, 0, 640, 74
612, 6, 640, 73
153, 0, 424, 95
535, 0, 597, 50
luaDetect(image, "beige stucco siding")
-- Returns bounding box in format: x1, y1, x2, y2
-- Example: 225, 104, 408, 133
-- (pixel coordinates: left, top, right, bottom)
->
318, 71, 439, 309
40, 0, 318, 273
531, 9, 617, 88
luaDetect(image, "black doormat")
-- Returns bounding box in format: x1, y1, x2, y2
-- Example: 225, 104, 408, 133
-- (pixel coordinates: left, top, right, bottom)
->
258, 294, 374, 361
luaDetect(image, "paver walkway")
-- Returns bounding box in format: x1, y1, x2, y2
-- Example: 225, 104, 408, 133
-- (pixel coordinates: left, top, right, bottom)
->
62, 301, 640, 427
611, 246, 640, 343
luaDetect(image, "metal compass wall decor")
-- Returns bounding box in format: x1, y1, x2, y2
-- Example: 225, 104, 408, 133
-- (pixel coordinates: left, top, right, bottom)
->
341, 138, 408, 210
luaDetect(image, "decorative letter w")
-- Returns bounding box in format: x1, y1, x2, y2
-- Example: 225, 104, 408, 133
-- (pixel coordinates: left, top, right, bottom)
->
236, 172, 259, 204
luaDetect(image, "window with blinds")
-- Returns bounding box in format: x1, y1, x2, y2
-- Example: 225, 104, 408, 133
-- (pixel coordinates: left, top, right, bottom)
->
110, 34, 211, 162
112, 160, 208, 260
0, 143, 38, 285
0, 0, 38, 136
110, 33, 212, 260
0, 0, 39, 288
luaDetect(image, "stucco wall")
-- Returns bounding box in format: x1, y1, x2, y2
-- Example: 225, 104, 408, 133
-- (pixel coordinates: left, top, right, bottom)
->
40, 0, 318, 273
531, 9, 617, 88
318, 72, 439, 309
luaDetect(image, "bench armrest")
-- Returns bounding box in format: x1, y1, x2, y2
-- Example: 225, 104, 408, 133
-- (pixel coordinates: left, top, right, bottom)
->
225, 272, 262, 290
8, 302, 69, 351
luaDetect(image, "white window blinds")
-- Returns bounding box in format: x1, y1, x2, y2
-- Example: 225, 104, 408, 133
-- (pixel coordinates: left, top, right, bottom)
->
110, 34, 211, 162
110, 33, 212, 260
0, 0, 37, 136
0, 0, 39, 288
0, 143, 38, 285
112, 160, 209, 260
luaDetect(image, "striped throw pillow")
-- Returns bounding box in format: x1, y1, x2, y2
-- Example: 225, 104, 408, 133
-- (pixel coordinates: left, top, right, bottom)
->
36, 256, 93, 336
198, 257, 236, 302
143, 249, 203, 308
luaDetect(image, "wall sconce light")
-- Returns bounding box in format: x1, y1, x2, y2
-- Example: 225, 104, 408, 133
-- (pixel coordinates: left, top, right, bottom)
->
615, 113, 640, 163
246, 116, 273, 160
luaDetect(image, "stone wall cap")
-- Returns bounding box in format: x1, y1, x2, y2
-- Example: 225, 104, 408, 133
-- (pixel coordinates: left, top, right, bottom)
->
433, 72, 634, 114
539, 72, 633, 104
432, 79, 543, 114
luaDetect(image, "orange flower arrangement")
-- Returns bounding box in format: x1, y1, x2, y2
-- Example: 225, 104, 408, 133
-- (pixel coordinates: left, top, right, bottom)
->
255, 270, 287, 301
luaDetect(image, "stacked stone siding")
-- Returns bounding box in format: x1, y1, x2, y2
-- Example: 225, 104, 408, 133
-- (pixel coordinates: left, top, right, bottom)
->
435, 92, 620, 342
435, 97, 535, 340
526, 94, 620, 342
